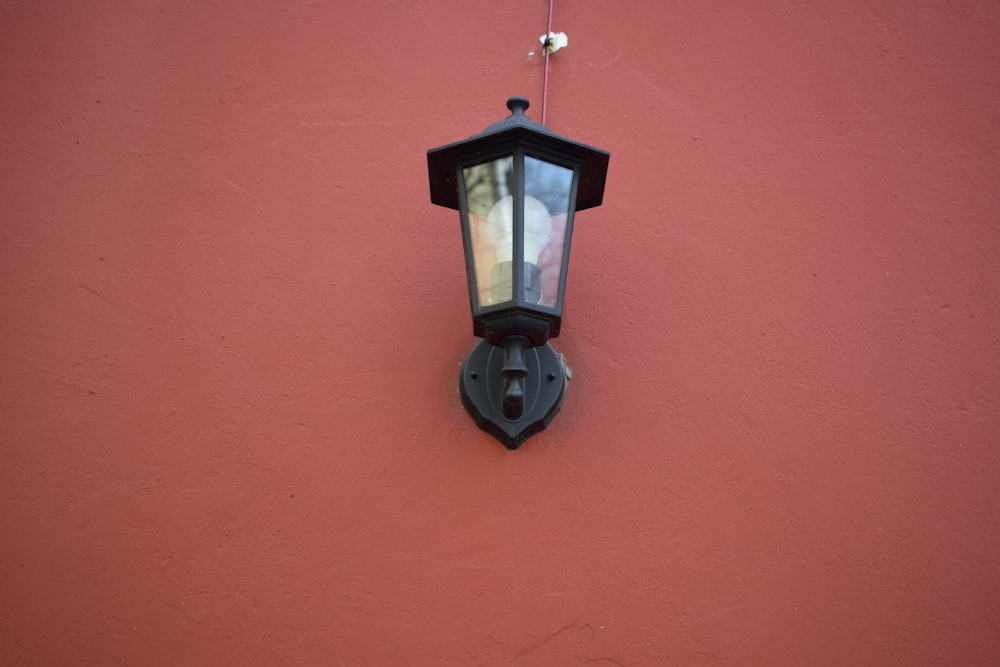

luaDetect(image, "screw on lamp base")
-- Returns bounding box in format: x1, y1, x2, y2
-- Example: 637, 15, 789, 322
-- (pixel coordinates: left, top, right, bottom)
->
459, 339, 569, 450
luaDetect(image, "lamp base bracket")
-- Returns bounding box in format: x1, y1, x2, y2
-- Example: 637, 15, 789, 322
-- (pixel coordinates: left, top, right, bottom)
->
459, 339, 568, 450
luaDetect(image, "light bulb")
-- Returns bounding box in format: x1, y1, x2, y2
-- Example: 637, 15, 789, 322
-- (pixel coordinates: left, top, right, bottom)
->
484, 195, 552, 304
485, 195, 552, 265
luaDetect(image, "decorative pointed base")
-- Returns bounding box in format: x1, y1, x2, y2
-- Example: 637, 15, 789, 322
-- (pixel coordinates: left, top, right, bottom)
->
459, 339, 569, 450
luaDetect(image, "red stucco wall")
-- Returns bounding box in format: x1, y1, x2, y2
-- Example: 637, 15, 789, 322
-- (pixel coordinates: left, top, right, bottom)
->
2, 1, 999, 664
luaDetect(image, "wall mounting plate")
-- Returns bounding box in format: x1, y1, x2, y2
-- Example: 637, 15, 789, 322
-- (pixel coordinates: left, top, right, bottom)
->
459, 340, 568, 449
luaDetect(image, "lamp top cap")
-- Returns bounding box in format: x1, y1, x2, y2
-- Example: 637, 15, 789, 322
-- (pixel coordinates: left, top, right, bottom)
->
479, 95, 545, 134
506, 96, 530, 117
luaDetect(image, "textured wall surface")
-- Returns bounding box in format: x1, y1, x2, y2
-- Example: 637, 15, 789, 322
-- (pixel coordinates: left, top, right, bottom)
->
2, 1, 999, 664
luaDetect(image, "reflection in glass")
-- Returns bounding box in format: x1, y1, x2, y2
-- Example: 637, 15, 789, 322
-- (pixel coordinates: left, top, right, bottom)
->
462, 156, 574, 309
524, 157, 572, 307
463, 157, 513, 306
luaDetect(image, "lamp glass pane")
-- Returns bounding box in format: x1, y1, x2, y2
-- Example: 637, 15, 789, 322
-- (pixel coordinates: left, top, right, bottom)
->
462, 156, 514, 308
524, 156, 573, 308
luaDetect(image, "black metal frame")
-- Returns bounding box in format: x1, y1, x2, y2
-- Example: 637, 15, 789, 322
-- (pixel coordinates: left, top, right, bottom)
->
427, 97, 609, 449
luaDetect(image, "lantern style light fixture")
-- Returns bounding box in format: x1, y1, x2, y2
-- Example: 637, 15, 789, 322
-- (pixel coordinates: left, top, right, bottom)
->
427, 97, 610, 449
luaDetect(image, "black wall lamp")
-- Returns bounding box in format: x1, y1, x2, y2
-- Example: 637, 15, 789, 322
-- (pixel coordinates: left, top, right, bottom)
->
427, 97, 610, 449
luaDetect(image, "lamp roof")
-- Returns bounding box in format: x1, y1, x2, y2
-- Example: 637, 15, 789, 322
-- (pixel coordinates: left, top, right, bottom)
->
427, 97, 610, 212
